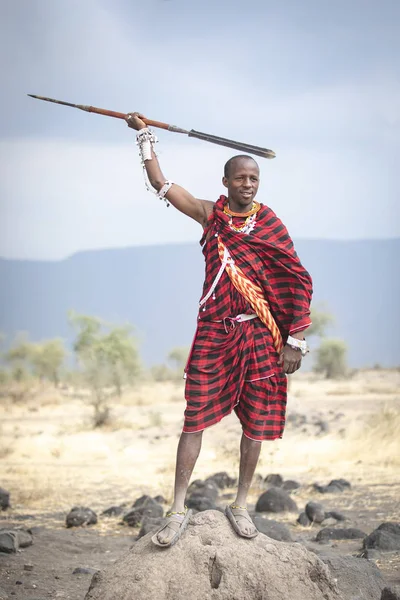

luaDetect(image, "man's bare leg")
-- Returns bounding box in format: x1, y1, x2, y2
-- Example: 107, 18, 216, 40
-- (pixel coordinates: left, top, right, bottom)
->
157, 430, 203, 544
230, 433, 262, 536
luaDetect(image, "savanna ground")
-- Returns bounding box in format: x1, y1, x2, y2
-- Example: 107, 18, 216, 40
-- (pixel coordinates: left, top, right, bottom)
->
0, 369, 399, 599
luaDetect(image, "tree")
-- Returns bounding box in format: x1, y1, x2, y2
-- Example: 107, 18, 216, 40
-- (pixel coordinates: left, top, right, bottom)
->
69, 312, 141, 426
307, 306, 334, 338
30, 339, 66, 386
314, 338, 348, 379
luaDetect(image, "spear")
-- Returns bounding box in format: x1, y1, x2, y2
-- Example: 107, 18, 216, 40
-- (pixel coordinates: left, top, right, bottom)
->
27, 94, 276, 159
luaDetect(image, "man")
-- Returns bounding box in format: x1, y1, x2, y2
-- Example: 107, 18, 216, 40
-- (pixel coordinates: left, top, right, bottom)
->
126, 113, 313, 547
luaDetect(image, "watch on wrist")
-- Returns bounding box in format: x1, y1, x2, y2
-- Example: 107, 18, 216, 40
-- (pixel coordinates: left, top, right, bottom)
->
286, 335, 308, 357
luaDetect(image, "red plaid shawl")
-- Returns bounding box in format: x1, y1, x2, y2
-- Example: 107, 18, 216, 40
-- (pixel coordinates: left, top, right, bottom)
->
201, 195, 313, 339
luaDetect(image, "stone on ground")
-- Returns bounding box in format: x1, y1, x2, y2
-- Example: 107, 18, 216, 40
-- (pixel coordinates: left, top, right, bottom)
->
316, 528, 367, 543
364, 523, 400, 551
252, 515, 293, 541
85, 509, 342, 600
66, 507, 97, 528
0, 487, 10, 511
306, 501, 326, 524
255, 486, 298, 513
319, 555, 385, 600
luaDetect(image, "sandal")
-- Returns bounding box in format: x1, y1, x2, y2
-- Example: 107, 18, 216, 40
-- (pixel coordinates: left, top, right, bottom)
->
225, 504, 259, 539
151, 507, 192, 548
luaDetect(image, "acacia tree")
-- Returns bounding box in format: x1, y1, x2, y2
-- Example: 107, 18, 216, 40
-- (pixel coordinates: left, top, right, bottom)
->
69, 312, 141, 426
314, 338, 348, 379
30, 339, 66, 386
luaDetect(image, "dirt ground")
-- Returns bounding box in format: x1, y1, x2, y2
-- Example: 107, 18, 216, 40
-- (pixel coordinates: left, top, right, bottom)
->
0, 369, 399, 599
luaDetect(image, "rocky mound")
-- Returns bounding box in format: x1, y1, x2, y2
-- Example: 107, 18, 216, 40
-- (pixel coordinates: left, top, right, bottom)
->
85, 509, 342, 600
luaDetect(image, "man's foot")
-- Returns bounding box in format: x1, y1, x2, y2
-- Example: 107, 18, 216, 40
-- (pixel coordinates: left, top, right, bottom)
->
225, 504, 258, 538
152, 507, 192, 548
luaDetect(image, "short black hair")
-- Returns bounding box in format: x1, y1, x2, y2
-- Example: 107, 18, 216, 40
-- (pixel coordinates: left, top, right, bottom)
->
224, 155, 259, 178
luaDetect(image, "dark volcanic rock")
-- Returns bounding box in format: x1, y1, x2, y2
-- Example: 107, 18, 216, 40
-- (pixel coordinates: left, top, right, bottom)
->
306, 501, 326, 524
101, 506, 125, 517
316, 528, 367, 543
0, 487, 10, 511
381, 586, 400, 600
206, 472, 236, 489
137, 516, 165, 539
187, 495, 216, 512
0, 528, 32, 553
282, 480, 301, 492
297, 511, 311, 527
328, 478, 351, 489
187, 480, 219, 511
252, 516, 293, 541
325, 510, 346, 522
66, 507, 97, 528
364, 522, 400, 551
0, 530, 19, 553
314, 483, 344, 494
255, 487, 298, 513
153, 495, 166, 504
320, 554, 385, 600
264, 474, 284, 487
123, 498, 163, 527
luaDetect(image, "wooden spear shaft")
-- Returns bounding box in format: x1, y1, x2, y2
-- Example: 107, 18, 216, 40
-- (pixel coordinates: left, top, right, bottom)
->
27, 94, 276, 159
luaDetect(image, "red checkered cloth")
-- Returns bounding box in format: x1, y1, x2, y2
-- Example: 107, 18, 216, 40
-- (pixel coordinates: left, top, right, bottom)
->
183, 196, 312, 441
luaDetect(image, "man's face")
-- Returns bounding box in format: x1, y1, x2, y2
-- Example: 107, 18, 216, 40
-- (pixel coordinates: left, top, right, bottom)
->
222, 158, 260, 207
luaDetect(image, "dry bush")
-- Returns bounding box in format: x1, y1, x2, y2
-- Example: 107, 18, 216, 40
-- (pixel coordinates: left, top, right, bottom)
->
345, 404, 400, 467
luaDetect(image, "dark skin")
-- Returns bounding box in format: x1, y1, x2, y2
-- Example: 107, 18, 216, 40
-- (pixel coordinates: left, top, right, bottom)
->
126, 113, 305, 543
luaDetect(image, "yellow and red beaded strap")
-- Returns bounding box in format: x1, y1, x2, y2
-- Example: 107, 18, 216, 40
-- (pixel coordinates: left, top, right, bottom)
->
217, 237, 283, 354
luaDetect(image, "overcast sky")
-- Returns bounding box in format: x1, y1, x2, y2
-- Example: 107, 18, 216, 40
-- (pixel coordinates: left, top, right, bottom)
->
0, 0, 399, 260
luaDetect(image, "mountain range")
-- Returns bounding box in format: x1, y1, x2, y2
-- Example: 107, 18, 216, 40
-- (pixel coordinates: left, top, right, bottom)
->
0, 238, 399, 368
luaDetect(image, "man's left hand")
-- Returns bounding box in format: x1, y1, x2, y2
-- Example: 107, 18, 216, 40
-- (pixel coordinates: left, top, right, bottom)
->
278, 345, 302, 375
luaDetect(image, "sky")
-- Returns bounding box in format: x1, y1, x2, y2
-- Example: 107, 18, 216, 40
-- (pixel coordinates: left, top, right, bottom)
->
0, 0, 399, 260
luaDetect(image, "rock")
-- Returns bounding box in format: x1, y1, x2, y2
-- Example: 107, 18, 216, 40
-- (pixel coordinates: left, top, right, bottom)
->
0, 531, 19, 553
189, 480, 219, 501
297, 512, 311, 527
137, 516, 165, 539
84, 509, 342, 600
153, 495, 166, 504
14, 528, 33, 548
252, 516, 293, 541
264, 474, 283, 487
0, 487, 10, 511
123, 498, 163, 527
316, 528, 367, 543
328, 478, 351, 489
381, 586, 400, 600
73, 567, 100, 575
364, 522, 400, 551
282, 480, 301, 492
364, 523, 400, 551
66, 507, 97, 528
101, 506, 125, 517
205, 472, 236, 489
325, 511, 346, 522
306, 501, 326, 524
24, 564, 34, 571
314, 483, 344, 494
320, 555, 385, 600
255, 487, 298, 513
132, 494, 153, 508
187, 480, 220, 512
187, 495, 217, 512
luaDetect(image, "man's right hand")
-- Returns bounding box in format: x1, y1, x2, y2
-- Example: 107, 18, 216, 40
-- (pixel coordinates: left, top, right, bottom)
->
125, 112, 147, 131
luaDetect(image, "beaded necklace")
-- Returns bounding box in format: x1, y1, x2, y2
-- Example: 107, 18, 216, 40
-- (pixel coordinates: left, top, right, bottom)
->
223, 201, 261, 233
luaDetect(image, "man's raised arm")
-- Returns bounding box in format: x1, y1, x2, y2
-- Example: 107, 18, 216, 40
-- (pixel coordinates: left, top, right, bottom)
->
126, 112, 213, 227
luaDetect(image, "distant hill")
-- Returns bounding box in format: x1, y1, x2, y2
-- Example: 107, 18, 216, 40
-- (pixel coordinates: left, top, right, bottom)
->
0, 239, 399, 368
